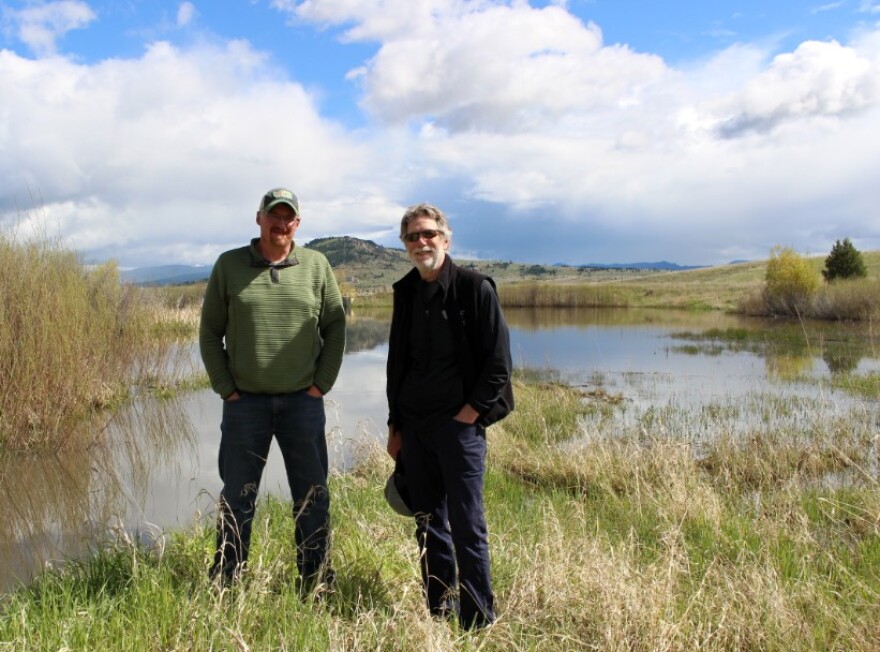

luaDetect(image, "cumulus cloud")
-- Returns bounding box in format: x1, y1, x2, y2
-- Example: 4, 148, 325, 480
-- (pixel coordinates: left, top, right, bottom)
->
0, 40, 398, 265
2, 0, 95, 56
291, 1, 668, 131
710, 39, 880, 137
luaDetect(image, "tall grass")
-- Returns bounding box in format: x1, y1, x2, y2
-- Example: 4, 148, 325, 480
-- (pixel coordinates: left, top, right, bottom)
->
498, 282, 631, 308
739, 280, 880, 321
0, 232, 184, 451
809, 278, 880, 321
2, 374, 877, 650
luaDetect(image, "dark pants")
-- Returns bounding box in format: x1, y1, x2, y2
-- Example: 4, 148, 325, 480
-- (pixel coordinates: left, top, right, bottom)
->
212, 389, 330, 585
401, 418, 495, 629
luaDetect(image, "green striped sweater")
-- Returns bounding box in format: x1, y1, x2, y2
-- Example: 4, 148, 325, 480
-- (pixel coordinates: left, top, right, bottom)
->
199, 240, 346, 398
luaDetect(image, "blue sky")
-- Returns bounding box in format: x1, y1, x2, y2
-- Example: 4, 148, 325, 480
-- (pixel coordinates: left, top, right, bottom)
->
1, 0, 879, 267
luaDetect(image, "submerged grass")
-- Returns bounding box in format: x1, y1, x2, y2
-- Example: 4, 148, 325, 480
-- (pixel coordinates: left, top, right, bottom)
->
2, 376, 878, 650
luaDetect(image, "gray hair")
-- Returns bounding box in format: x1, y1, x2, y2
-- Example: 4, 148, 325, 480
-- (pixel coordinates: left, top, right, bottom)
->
399, 203, 452, 241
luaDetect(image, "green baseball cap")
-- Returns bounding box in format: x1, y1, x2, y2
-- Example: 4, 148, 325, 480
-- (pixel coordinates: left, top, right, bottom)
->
259, 187, 299, 215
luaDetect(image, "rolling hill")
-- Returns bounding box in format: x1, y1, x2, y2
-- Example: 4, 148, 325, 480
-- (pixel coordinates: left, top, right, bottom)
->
121, 236, 682, 289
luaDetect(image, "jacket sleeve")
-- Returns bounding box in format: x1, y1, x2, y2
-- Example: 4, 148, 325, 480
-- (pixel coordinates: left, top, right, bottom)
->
386, 288, 402, 427
467, 280, 513, 414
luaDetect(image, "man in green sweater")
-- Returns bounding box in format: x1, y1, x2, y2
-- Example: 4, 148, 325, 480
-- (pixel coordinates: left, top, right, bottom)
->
199, 187, 346, 591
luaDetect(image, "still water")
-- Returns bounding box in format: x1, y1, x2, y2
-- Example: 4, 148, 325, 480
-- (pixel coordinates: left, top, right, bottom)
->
2, 307, 878, 592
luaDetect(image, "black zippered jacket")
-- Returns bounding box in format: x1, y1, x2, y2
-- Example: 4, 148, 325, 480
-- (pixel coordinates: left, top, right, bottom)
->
387, 258, 514, 429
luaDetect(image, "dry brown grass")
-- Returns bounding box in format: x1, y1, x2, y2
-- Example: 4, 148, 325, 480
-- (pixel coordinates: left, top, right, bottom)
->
0, 233, 188, 451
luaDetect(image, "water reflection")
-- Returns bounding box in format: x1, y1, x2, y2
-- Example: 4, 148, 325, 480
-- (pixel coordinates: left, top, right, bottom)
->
667, 321, 880, 377
0, 397, 196, 593
2, 306, 878, 593
344, 311, 390, 352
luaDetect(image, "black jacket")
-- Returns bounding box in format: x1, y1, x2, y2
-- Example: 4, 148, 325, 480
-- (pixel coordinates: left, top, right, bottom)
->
387, 258, 514, 429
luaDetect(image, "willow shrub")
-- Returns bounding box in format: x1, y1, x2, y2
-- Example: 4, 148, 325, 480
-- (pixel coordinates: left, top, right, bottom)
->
764, 245, 820, 316
0, 234, 156, 451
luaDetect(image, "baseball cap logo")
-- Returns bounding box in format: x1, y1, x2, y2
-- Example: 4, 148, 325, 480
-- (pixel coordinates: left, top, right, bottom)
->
260, 187, 300, 214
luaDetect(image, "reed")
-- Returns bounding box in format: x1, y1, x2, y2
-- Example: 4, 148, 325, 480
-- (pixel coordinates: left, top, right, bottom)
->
498, 282, 631, 308
0, 232, 186, 451
809, 278, 880, 321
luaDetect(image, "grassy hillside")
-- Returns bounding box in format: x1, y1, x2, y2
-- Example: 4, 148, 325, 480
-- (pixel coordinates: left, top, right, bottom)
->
164, 241, 880, 315
606, 250, 880, 312
306, 237, 667, 294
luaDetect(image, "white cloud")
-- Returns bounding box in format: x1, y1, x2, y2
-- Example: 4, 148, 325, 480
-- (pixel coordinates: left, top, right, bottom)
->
0, 40, 398, 265
708, 40, 880, 137
291, 1, 669, 131
811, 2, 845, 14
177, 2, 197, 28
3, 0, 95, 57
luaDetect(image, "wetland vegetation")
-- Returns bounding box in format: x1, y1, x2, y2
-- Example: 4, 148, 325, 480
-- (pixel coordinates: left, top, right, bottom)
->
0, 233, 194, 452
2, 233, 879, 649
1, 376, 877, 650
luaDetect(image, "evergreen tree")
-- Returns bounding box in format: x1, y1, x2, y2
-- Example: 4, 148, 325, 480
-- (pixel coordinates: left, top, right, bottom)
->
822, 238, 867, 281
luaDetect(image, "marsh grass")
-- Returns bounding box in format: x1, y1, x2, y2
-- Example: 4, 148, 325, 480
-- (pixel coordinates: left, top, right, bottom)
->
3, 375, 878, 650
328, 251, 880, 317
831, 372, 880, 398
499, 282, 631, 308
0, 232, 191, 451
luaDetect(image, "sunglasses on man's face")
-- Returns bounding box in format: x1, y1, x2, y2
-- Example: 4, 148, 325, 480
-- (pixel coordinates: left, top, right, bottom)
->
401, 229, 443, 243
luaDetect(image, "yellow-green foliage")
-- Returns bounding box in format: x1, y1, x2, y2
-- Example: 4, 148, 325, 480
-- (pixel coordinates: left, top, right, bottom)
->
764, 245, 820, 316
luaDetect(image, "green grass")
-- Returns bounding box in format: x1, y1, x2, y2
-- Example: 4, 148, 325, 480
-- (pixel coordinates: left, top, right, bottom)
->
830, 372, 880, 398
3, 376, 878, 650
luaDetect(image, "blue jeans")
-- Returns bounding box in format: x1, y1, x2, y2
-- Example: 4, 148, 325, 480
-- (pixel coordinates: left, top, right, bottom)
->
401, 418, 495, 629
212, 389, 330, 584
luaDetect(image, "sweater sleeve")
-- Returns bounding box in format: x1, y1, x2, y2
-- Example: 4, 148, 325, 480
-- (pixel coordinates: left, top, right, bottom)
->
198, 259, 237, 399
312, 256, 346, 394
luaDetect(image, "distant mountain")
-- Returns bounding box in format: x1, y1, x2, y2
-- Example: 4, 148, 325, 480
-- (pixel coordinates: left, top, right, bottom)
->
119, 237, 408, 286
121, 237, 698, 286
573, 261, 704, 271
121, 264, 211, 285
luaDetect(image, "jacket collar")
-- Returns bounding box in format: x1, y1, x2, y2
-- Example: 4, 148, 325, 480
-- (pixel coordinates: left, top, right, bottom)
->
394, 256, 457, 299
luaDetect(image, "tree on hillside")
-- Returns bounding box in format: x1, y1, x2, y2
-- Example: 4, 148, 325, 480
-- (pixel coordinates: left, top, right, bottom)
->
822, 238, 867, 281
764, 245, 819, 316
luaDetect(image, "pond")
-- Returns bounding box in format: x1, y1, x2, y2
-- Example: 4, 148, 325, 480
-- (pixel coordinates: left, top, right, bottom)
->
2, 307, 878, 592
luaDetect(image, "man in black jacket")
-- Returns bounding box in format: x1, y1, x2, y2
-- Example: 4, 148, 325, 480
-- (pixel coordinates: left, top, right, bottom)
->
386, 203, 513, 629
